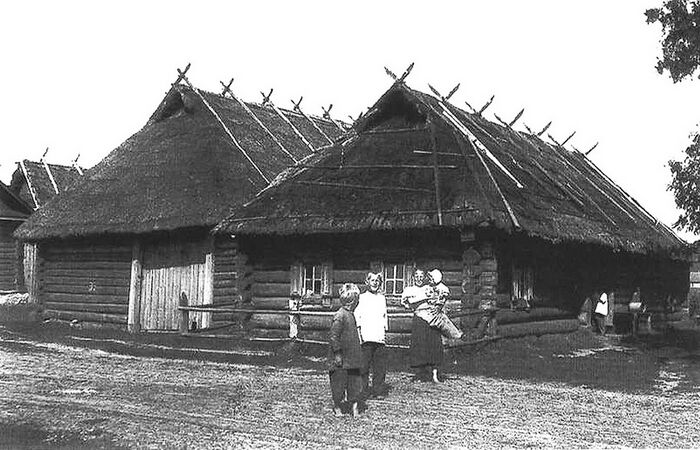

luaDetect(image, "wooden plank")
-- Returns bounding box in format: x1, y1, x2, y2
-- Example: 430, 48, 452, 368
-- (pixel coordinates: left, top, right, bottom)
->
45, 309, 127, 325
42, 261, 131, 270
43, 268, 132, 280
253, 270, 289, 284
42, 276, 130, 288
43, 292, 128, 304
252, 282, 290, 297
45, 302, 128, 314
43, 284, 128, 296
251, 297, 289, 310
128, 241, 142, 332
249, 313, 289, 330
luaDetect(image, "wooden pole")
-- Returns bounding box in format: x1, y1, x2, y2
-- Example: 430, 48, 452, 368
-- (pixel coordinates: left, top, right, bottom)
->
260, 90, 316, 153
176, 68, 270, 185
428, 117, 443, 225
292, 97, 333, 145
127, 240, 142, 333
202, 237, 214, 329
220, 79, 298, 163
179, 292, 189, 333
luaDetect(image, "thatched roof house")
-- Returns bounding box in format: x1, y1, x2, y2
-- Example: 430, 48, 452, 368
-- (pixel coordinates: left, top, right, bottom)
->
14, 80, 345, 331
0, 182, 31, 291
214, 81, 688, 342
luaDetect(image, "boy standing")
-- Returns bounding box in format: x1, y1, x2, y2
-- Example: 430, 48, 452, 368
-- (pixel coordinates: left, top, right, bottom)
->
329, 283, 363, 417
354, 272, 389, 398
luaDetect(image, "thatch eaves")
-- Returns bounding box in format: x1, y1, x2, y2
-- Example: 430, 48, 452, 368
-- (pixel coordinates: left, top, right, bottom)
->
14, 84, 345, 241
216, 83, 684, 255
0, 182, 30, 220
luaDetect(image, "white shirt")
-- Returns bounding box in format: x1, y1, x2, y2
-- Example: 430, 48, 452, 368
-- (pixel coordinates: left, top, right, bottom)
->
595, 293, 609, 316
354, 291, 388, 344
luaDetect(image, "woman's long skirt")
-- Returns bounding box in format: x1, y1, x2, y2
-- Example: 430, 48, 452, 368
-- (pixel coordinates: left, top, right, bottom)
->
410, 315, 444, 368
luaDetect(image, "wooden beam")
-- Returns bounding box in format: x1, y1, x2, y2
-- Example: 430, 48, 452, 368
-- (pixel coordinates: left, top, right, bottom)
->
322, 104, 346, 132
220, 78, 297, 163
294, 180, 433, 193
297, 164, 459, 170
127, 240, 142, 333
429, 117, 443, 225
19, 160, 39, 209
260, 90, 315, 153
176, 68, 270, 185
291, 96, 333, 145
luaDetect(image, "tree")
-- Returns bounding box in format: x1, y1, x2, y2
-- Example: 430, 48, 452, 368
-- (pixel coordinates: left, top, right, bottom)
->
646, 1, 700, 233
669, 134, 700, 233
645, 0, 700, 82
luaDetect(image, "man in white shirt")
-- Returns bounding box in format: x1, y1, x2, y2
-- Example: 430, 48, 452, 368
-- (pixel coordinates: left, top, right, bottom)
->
594, 291, 609, 336
354, 271, 389, 397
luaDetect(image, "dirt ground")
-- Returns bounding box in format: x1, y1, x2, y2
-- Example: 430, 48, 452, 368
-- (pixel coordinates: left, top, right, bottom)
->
1, 322, 699, 449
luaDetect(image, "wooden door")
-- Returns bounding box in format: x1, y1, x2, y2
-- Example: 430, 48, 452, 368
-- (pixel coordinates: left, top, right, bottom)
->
139, 236, 211, 331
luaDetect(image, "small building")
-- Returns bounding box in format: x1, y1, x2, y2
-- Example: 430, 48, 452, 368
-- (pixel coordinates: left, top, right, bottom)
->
0, 182, 31, 291
215, 81, 688, 343
1, 159, 82, 293
14, 78, 345, 331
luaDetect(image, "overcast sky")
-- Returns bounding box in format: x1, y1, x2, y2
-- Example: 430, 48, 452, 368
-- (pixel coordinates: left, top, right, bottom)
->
2, 1, 698, 241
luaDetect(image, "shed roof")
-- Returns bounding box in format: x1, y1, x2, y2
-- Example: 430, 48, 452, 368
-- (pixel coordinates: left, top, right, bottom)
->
217, 82, 684, 255
11, 160, 83, 210
15, 84, 345, 241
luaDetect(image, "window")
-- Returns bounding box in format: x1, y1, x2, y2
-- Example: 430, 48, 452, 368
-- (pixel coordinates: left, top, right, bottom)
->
384, 264, 405, 296
303, 264, 323, 296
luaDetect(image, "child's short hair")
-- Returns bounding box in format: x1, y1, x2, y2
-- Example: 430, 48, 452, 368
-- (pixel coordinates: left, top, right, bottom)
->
339, 283, 360, 305
365, 271, 384, 286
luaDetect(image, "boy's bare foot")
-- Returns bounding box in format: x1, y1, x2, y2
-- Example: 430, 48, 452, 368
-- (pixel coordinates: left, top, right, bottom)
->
432, 369, 441, 383
333, 406, 343, 417
351, 402, 359, 418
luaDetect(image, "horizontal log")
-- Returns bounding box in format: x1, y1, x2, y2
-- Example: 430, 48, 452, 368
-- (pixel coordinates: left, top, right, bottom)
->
299, 315, 332, 331
44, 309, 127, 325
214, 278, 237, 289
43, 284, 128, 296
252, 297, 289, 310
333, 270, 369, 284
253, 270, 289, 283
388, 316, 413, 333
42, 261, 131, 270
41, 252, 131, 262
252, 282, 289, 297
496, 307, 574, 325
44, 302, 128, 315
249, 313, 289, 330
41, 276, 130, 288
213, 287, 238, 297
497, 319, 579, 338
215, 262, 238, 273
42, 268, 132, 280
41, 292, 129, 305
249, 328, 289, 340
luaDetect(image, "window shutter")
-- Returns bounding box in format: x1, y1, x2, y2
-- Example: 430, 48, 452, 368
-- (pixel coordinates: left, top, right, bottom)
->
321, 261, 333, 297
290, 262, 303, 297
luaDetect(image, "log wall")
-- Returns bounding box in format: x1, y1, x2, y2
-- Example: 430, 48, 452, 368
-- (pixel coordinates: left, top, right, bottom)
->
0, 221, 23, 291
40, 238, 132, 326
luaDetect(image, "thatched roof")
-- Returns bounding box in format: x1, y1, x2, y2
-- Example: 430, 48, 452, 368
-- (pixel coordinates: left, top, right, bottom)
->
0, 182, 30, 221
10, 160, 83, 210
216, 83, 684, 255
15, 84, 344, 241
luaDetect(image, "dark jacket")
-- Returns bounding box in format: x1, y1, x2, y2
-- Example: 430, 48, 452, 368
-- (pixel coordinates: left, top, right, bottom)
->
328, 306, 362, 370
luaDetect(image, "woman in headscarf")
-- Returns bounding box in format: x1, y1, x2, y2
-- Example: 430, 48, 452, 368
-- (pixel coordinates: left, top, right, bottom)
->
401, 268, 444, 382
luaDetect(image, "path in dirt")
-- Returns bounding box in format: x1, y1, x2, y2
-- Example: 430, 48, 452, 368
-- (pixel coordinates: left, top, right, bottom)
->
1, 329, 699, 449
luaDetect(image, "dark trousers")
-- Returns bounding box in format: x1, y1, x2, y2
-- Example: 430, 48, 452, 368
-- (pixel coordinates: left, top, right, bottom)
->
594, 313, 606, 335
329, 368, 362, 407
361, 342, 387, 395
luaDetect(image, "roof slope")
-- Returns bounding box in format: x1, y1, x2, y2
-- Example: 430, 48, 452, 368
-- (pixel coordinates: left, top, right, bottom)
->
15, 84, 345, 240
217, 83, 683, 255
11, 160, 83, 209
0, 182, 31, 220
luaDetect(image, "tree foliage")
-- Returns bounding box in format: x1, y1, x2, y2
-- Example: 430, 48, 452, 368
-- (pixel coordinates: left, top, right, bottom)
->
646, 0, 700, 82
669, 134, 700, 233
